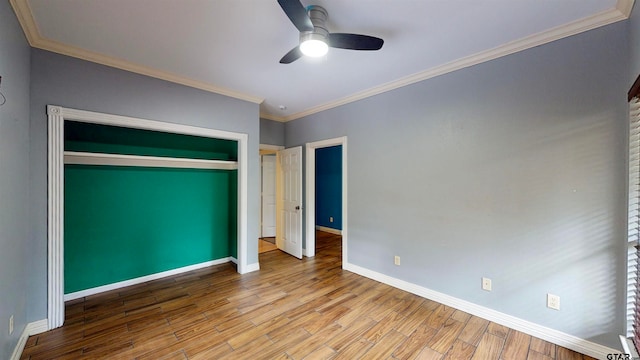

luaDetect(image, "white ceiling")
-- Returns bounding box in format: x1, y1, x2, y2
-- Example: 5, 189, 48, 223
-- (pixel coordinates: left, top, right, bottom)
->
10, 0, 633, 121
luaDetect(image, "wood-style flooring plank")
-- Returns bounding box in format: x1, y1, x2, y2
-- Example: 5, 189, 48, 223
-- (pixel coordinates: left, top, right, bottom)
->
18, 231, 597, 360
530, 337, 556, 358
301, 344, 336, 360
392, 323, 438, 360
426, 318, 466, 354
458, 316, 489, 346
425, 305, 456, 330
527, 350, 554, 360
286, 322, 343, 359
324, 316, 377, 352
361, 329, 406, 360
501, 330, 532, 360
443, 339, 476, 360
395, 303, 436, 336
471, 332, 505, 360
415, 346, 445, 360
363, 310, 405, 344
487, 322, 510, 338
331, 337, 374, 360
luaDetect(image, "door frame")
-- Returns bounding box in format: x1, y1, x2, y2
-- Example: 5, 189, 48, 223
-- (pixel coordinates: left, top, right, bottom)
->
46, 105, 251, 330
305, 136, 347, 263
259, 144, 283, 237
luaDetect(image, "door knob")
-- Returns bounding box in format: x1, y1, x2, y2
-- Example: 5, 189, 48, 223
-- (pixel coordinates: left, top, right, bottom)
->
295, 206, 300, 210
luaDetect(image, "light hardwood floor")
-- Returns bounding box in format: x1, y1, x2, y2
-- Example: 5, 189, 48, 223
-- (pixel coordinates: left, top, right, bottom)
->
21, 231, 596, 359
259, 238, 278, 254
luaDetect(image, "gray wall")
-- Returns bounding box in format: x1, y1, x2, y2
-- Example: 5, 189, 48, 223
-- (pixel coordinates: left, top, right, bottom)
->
630, 3, 640, 85
260, 117, 285, 146
29, 49, 261, 320
0, 2, 31, 358
286, 22, 629, 348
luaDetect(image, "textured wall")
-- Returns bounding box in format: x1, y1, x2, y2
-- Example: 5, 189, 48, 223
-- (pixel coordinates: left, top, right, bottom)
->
286, 22, 629, 348
0, 2, 31, 358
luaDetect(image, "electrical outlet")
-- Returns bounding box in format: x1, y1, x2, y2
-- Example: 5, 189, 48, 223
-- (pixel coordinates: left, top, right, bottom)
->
482, 277, 492, 291
9, 315, 13, 335
329, 217, 333, 223
547, 293, 560, 310
394, 255, 401, 266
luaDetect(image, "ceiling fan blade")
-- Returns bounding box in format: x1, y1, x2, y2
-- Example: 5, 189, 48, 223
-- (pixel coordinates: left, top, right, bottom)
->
280, 46, 303, 64
327, 33, 384, 50
277, 0, 313, 32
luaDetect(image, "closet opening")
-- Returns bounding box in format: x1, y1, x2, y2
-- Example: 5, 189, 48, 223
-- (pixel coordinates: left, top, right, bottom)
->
63, 121, 238, 299
47, 105, 250, 330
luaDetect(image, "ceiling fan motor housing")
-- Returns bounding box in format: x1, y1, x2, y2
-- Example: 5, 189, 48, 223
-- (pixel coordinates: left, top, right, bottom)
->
299, 5, 328, 43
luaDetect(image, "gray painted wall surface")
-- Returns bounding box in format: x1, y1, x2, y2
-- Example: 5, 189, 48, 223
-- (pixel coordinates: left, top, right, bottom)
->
630, 4, 640, 85
260, 118, 285, 146
29, 49, 260, 320
286, 22, 629, 348
0, 3, 31, 358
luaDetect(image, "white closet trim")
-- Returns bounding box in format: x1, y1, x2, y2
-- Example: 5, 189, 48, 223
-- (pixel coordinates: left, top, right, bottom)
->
64, 151, 238, 170
46, 105, 251, 331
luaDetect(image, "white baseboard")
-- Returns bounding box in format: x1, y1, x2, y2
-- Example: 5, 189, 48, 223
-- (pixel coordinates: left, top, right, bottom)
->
29, 319, 49, 334
343, 262, 621, 359
229, 257, 259, 274
244, 262, 260, 273
315, 225, 342, 235
10, 319, 48, 360
64, 258, 232, 301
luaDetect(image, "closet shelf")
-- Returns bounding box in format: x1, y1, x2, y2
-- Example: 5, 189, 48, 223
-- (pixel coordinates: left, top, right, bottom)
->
64, 151, 238, 170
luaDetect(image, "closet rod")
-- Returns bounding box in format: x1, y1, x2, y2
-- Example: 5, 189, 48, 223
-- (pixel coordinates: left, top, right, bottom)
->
64, 151, 238, 170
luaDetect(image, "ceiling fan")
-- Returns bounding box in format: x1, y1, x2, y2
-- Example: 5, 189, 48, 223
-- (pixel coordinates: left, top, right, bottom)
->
277, 0, 384, 64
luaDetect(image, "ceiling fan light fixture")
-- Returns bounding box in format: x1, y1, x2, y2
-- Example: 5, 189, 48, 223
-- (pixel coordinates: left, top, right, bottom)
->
300, 39, 328, 57
278, 1, 383, 64
299, 31, 328, 57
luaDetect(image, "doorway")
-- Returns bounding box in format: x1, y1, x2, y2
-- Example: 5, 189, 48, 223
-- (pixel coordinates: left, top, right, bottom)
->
305, 137, 347, 264
259, 138, 347, 260
259, 144, 283, 253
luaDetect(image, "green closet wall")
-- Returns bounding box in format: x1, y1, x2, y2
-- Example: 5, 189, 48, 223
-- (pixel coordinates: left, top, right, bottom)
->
64, 122, 238, 294
65, 121, 238, 160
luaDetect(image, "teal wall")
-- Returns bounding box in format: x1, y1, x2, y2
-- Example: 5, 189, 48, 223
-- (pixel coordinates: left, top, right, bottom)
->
63, 122, 239, 294
315, 145, 342, 230
65, 121, 238, 160
64, 166, 237, 293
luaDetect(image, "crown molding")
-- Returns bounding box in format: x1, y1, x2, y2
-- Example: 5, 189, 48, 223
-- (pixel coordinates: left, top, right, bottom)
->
9, 0, 38, 46
11, 0, 634, 121
260, 113, 288, 122
9, 0, 264, 105
277, 2, 633, 122
618, 0, 635, 17
41, 38, 264, 104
